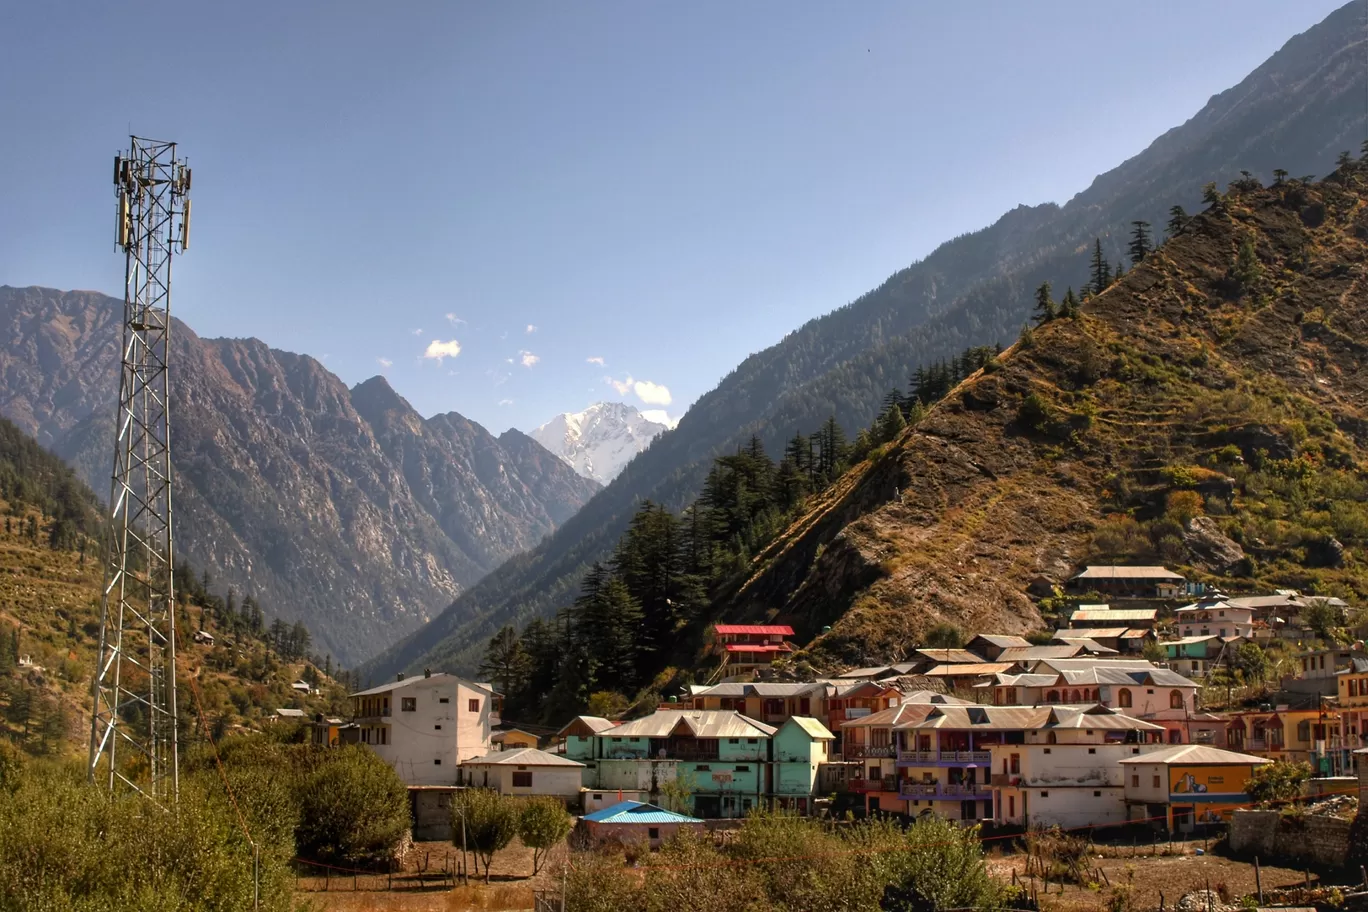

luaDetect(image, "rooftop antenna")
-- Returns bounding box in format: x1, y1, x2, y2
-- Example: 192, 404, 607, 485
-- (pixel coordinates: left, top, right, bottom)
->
88, 136, 192, 806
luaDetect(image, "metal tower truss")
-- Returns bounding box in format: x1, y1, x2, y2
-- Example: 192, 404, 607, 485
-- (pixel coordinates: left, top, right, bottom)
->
89, 136, 192, 804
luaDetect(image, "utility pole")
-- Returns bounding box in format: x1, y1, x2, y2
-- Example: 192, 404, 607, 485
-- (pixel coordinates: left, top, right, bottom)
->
88, 136, 192, 806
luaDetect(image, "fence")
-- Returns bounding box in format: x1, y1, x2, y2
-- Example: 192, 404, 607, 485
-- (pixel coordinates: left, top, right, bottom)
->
293, 850, 462, 893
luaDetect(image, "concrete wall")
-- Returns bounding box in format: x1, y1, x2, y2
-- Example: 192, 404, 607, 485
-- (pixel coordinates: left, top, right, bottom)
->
1229, 809, 1351, 868
460, 764, 583, 799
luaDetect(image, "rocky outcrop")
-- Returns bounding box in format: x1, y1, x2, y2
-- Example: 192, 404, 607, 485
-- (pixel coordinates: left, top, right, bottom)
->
0, 286, 600, 664
1183, 517, 1247, 574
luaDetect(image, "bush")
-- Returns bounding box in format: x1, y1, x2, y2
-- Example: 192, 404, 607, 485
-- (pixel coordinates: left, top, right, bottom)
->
1247, 760, 1311, 804
1018, 393, 1050, 430
452, 788, 521, 882
294, 745, 409, 867
520, 796, 573, 874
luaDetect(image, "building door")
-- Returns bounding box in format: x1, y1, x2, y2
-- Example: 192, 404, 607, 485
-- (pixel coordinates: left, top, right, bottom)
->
1173, 806, 1193, 833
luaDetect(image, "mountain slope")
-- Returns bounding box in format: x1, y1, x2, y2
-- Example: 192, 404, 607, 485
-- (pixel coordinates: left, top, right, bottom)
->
531, 402, 670, 483
365, 2, 1368, 679
0, 287, 599, 664
731, 170, 1368, 665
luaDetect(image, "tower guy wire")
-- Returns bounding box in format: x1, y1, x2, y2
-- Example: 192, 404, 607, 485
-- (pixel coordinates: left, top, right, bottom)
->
88, 136, 192, 806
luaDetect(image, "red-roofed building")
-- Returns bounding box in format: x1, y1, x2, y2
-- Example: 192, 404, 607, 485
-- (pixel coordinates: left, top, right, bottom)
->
711, 624, 796, 672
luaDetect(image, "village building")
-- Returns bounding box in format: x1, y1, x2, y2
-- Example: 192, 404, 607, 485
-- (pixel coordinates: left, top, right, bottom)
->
273, 707, 306, 722
1033, 659, 1199, 717
1067, 606, 1160, 630
580, 801, 705, 849
920, 662, 1015, 693
491, 728, 540, 751
821, 680, 903, 752
1227, 706, 1338, 766
1163, 636, 1241, 678
995, 644, 1114, 664
458, 748, 584, 800
840, 696, 974, 815
1120, 744, 1270, 832
687, 681, 825, 725
557, 715, 618, 788
349, 671, 496, 786
309, 715, 349, 747
710, 624, 795, 673
771, 717, 835, 814
1068, 565, 1188, 599
1174, 602, 1254, 639
1337, 656, 1368, 753
1142, 709, 1230, 747
965, 635, 1031, 662
1051, 627, 1154, 654
987, 706, 1167, 829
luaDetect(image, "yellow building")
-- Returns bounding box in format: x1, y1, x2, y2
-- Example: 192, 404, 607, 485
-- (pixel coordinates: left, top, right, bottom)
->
1227, 707, 1336, 764
1337, 656, 1368, 752
491, 728, 541, 751
1120, 744, 1269, 832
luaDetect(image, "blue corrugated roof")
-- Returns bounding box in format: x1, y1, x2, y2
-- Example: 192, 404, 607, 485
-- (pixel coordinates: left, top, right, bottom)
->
582, 800, 700, 824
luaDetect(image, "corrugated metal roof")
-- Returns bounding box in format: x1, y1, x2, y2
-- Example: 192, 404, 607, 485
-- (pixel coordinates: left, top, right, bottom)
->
1072, 565, 1184, 580
1117, 745, 1271, 766
582, 801, 702, 824
350, 673, 495, 698
922, 662, 1014, 677
465, 748, 584, 767
969, 635, 1032, 649
988, 673, 1059, 687
996, 645, 1085, 662
723, 644, 790, 653
606, 710, 776, 740
693, 682, 823, 698
1070, 608, 1159, 622
713, 624, 794, 636
915, 648, 985, 664
783, 717, 835, 740
556, 715, 617, 737
840, 703, 936, 729
1055, 627, 1131, 639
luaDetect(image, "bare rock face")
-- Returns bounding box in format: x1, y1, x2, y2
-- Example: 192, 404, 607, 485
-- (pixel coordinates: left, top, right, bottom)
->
1183, 516, 1246, 574
0, 285, 600, 664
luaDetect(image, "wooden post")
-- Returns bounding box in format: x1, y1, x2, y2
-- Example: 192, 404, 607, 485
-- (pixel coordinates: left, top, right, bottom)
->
1255, 856, 1263, 905
325, 867, 329, 892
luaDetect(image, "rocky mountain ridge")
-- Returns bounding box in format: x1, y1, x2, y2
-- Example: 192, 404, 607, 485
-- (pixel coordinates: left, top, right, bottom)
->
0, 286, 600, 664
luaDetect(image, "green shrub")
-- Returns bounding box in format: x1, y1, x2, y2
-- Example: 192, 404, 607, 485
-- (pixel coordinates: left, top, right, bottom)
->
520, 796, 573, 874
452, 788, 521, 882
294, 745, 409, 867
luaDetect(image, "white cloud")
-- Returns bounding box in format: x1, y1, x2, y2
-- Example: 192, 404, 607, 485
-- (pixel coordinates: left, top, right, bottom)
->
423, 339, 462, 362
525, 324, 537, 334
445, 313, 465, 325
632, 379, 672, 405
641, 409, 679, 429
519, 350, 539, 368
586, 356, 605, 366
411, 328, 424, 336
606, 375, 633, 395
377, 357, 392, 368
498, 398, 514, 406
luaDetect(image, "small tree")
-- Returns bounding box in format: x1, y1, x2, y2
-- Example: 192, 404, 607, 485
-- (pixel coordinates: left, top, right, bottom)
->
879, 404, 906, 442
1128, 220, 1152, 266
923, 623, 963, 649
1235, 641, 1269, 684
295, 746, 410, 867
1272, 168, 1288, 186
1166, 205, 1188, 239
1142, 640, 1167, 665
452, 789, 520, 882
1058, 286, 1079, 318
1201, 182, 1221, 207
658, 771, 696, 815
519, 797, 573, 874
480, 625, 531, 698
1232, 236, 1262, 290
1033, 281, 1055, 324
1089, 239, 1111, 294
1246, 760, 1311, 804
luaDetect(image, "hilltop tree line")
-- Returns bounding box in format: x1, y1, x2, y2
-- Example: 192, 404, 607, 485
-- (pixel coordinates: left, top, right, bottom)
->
482, 345, 1001, 722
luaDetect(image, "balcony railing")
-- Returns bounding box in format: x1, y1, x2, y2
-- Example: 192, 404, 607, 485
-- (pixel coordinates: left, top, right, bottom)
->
846, 744, 896, 760
897, 750, 992, 765
899, 782, 984, 799
849, 776, 898, 793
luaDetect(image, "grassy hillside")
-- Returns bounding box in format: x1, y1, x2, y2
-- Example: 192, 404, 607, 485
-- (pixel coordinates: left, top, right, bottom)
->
720, 167, 1368, 668
0, 417, 347, 757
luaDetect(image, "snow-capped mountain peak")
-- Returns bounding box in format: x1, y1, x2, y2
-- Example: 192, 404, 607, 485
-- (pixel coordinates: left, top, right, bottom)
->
530, 402, 672, 484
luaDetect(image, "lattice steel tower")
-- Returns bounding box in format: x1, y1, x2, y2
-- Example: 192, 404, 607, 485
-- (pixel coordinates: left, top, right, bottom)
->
89, 136, 192, 804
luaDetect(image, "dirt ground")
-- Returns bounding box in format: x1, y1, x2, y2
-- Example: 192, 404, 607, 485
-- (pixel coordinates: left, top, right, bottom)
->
986, 838, 1351, 912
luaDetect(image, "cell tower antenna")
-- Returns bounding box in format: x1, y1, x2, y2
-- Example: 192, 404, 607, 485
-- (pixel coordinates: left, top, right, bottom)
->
89, 136, 192, 805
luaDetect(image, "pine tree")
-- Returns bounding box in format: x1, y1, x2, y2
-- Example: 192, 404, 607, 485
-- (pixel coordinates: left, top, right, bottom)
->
1201, 182, 1221, 206
479, 625, 531, 699
1337, 150, 1353, 171
1058, 286, 1079, 318
1166, 205, 1188, 239
879, 404, 906, 443
1032, 281, 1055, 324
1272, 168, 1288, 186
1127, 221, 1152, 266
1089, 239, 1111, 294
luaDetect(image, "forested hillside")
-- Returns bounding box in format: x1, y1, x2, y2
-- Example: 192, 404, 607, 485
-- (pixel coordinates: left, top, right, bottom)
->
0, 416, 348, 757
366, 1, 1368, 679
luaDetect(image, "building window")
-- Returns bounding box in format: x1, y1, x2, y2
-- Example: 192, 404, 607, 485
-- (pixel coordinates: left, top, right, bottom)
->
1153, 775, 1161, 788
439, 697, 450, 703
1040, 791, 1049, 798
402, 697, 416, 712
512, 771, 533, 788
1094, 791, 1102, 797
747, 738, 758, 744
728, 738, 739, 744
468, 699, 480, 713
648, 827, 660, 840
736, 765, 750, 772
1131, 774, 1139, 787
1088, 748, 1096, 754
435, 759, 442, 765
435, 724, 442, 730
696, 765, 711, 772
1043, 748, 1051, 754
1170, 690, 1183, 709
1117, 688, 1132, 708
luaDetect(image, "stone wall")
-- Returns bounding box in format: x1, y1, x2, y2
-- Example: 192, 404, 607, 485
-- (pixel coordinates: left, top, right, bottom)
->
1229, 809, 1351, 868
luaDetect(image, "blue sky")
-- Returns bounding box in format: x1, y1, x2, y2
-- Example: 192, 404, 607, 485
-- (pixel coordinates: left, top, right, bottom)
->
0, 1, 1348, 433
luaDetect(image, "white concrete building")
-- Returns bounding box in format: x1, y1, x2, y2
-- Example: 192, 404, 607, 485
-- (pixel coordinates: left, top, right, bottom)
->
459, 748, 584, 800
350, 672, 496, 786
1174, 602, 1254, 639
989, 708, 1168, 829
